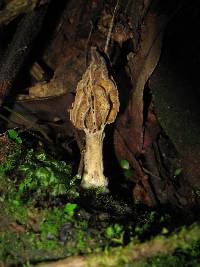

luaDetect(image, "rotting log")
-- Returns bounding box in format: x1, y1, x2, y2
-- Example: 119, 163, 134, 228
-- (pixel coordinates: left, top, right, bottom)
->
0, 2, 50, 105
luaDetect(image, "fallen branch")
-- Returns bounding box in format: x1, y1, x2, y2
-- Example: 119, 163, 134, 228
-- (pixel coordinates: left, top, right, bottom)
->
0, 0, 49, 25
34, 224, 200, 267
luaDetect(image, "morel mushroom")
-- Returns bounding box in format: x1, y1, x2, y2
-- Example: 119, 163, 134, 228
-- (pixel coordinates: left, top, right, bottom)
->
69, 47, 119, 191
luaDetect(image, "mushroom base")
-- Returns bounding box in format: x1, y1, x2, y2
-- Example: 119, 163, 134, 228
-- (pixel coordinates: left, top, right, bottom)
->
81, 129, 108, 191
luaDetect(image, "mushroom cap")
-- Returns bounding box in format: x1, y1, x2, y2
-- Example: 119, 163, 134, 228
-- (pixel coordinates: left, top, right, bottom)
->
70, 47, 119, 133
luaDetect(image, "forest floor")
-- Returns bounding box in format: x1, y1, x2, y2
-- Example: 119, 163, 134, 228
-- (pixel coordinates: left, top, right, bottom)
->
0, 130, 200, 267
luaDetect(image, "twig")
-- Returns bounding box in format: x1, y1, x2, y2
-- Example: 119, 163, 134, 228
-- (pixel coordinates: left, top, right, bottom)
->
85, 20, 94, 67
0, 113, 12, 124
104, 0, 120, 55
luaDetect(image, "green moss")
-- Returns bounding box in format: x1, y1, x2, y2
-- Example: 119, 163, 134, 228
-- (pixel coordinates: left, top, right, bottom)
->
0, 144, 81, 205
0, 202, 94, 265
7, 129, 22, 144
16, 149, 80, 204
0, 143, 87, 265
0, 145, 21, 174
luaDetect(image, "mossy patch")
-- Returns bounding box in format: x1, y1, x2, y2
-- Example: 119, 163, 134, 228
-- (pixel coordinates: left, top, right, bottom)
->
0, 132, 127, 265
0, 131, 200, 267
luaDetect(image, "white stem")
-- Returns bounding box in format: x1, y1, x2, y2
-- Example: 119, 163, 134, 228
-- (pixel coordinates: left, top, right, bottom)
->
81, 128, 108, 191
